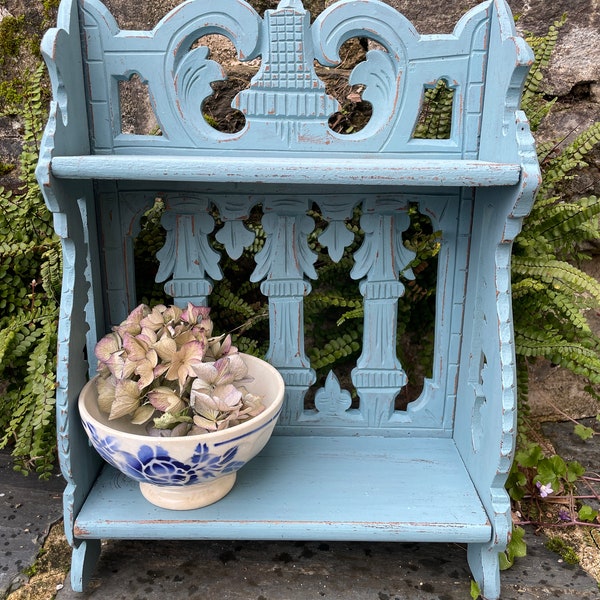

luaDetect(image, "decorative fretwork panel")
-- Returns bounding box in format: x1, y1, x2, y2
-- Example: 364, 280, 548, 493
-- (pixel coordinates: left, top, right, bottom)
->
98, 187, 475, 434
79, 0, 494, 154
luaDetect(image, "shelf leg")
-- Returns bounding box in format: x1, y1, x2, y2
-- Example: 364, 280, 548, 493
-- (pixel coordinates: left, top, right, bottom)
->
70, 539, 102, 592
467, 542, 501, 600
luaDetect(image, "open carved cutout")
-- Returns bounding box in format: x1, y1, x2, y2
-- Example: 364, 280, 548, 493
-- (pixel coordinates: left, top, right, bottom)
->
471, 352, 488, 452
210, 203, 270, 353
303, 203, 362, 411
133, 194, 439, 423
412, 78, 455, 140
319, 38, 374, 135
394, 204, 438, 410
196, 35, 260, 134
118, 74, 161, 136
134, 198, 167, 305
302, 202, 439, 416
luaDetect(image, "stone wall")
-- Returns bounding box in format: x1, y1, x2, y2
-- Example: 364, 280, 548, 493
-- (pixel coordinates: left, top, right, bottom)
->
1, 0, 598, 163
1, 0, 599, 419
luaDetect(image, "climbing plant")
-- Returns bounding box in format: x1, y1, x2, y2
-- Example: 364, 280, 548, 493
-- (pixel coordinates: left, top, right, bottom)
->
0, 2, 61, 476
499, 17, 600, 577
512, 16, 600, 429
0, 62, 60, 478
403, 14, 600, 427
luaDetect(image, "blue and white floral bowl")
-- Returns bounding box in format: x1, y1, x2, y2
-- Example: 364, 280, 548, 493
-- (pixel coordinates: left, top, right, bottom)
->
79, 354, 285, 510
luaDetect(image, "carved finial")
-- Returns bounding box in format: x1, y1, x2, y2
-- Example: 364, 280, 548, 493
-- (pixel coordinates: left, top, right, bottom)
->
314, 371, 352, 416
277, 0, 304, 10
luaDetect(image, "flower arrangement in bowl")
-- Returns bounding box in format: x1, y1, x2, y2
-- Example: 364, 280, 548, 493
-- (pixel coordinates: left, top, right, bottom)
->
78, 303, 285, 510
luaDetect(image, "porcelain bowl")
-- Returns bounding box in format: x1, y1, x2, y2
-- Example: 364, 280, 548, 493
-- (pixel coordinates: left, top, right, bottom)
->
79, 353, 285, 509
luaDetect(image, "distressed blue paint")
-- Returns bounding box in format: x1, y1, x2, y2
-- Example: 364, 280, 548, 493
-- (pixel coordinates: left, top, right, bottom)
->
37, 1, 541, 598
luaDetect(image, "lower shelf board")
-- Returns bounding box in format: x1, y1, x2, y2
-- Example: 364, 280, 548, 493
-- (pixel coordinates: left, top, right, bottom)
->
74, 435, 491, 543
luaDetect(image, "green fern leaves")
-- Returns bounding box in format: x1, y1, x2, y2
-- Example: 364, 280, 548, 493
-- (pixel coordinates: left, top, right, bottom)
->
512, 21, 600, 406
538, 123, 600, 199
520, 15, 566, 131
0, 62, 60, 477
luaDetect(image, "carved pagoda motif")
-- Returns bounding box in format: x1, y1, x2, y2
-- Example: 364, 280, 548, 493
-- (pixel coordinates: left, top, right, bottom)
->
235, 0, 338, 125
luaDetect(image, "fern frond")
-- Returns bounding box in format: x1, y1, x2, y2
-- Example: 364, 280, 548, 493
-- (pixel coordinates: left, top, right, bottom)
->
336, 307, 364, 326
40, 244, 62, 301
521, 15, 565, 130
230, 335, 268, 358
516, 287, 593, 333
316, 256, 357, 285
210, 284, 257, 320
413, 79, 454, 139
545, 289, 594, 332
518, 195, 600, 256
511, 278, 546, 298
539, 122, 600, 197
305, 293, 362, 311
0, 61, 60, 473
308, 330, 361, 371
0, 329, 17, 374
512, 256, 600, 304
516, 328, 600, 384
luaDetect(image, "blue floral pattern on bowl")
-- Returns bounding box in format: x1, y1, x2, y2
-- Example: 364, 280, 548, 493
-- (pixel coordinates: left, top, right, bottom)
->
83, 421, 246, 486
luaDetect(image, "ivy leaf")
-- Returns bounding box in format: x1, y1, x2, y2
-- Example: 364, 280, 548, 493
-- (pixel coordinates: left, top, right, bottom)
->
510, 526, 528, 558
574, 423, 595, 440
578, 505, 599, 523
536, 455, 566, 488
499, 526, 527, 570
565, 460, 586, 483
506, 469, 527, 501
470, 580, 481, 599
498, 552, 513, 571
515, 443, 544, 467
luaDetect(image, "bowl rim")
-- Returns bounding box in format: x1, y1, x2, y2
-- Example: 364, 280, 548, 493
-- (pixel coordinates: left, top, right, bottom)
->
79, 352, 285, 445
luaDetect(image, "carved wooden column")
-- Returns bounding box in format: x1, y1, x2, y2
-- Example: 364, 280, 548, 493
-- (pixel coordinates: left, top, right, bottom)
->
156, 195, 221, 307
351, 198, 415, 425
252, 199, 317, 423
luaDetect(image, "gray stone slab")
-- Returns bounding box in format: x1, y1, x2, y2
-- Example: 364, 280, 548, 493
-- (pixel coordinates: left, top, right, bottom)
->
54, 529, 600, 600
4, 417, 600, 600
0, 451, 64, 597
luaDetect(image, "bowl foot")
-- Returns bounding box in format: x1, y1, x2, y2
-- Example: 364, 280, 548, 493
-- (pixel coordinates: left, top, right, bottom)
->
139, 472, 237, 510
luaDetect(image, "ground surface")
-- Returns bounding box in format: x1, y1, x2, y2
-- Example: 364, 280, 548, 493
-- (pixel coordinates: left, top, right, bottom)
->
2, 415, 599, 600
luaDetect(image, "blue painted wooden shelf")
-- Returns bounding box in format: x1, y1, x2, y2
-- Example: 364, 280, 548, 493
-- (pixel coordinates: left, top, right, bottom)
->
37, 0, 541, 597
50, 156, 521, 187
74, 436, 491, 543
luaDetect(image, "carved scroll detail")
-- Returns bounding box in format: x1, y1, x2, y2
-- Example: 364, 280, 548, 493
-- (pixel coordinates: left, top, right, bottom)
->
313, 0, 411, 140
159, 0, 262, 142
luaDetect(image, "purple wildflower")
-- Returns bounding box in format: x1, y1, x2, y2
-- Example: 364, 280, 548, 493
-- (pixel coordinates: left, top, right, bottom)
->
558, 508, 571, 522
536, 481, 554, 498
